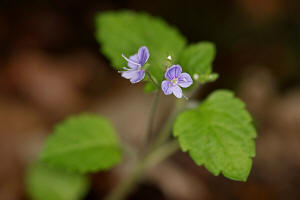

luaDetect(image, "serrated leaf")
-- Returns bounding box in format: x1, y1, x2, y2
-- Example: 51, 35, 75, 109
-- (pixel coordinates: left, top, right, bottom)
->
95, 11, 186, 87
41, 113, 122, 173
179, 42, 216, 83
174, 90, 256, 181
26, 163, 89, 200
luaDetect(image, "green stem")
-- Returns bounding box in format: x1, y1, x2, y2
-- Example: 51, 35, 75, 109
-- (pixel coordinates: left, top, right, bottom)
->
104, 162, 144, 200
150, 83, 202, 149
104, 141, 179, 200
146, 91, 160, 145
104, 82, 202, 200
145, 71, 159, 88
145, 140, 179, 168
149, 100, 186, 151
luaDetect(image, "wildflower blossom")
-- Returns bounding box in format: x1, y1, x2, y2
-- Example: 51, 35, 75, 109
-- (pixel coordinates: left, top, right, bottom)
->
120, 46, 149, 83
161, 65, 193, 98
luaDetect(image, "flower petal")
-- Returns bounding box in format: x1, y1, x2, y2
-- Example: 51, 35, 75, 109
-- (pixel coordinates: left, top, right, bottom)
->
138, 46, 150, 66
161, 80, 172, 95
122, 54, 140, 69
128, 53, 140, 68
178, 72, 193, 88
165, 65, 182, 80
130, 70, 145, 83
121, 69, 138, 79
171, 85, 183, 98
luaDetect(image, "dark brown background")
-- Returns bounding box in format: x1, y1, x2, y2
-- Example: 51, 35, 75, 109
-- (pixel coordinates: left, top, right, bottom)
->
0, 0, 300, 199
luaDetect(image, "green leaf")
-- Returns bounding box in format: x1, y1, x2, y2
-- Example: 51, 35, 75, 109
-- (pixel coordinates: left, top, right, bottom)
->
41, 113, 122, 173
26, 163, 89, 200
179, 42, 216, 83
174, 90, 256, 181
95, 11, 186, 87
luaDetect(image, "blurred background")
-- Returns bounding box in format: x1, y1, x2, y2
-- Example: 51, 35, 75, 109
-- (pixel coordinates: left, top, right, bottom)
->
0, 0, 300, 199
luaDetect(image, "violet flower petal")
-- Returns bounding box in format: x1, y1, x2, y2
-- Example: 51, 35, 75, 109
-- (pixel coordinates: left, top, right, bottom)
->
121, 69, 138, 79
178, 72, 193, 88
138, 46, 150, 66
120, 46, 149, 84
122, 54, 140, 70
161, 80, 172, 95
171, 85, 183, 98
129, 54, 140, 69
165, 65, 182, 80
130, 70, 145, 83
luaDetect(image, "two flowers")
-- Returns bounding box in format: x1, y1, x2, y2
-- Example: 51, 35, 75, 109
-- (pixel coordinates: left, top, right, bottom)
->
120, 46, 193, 98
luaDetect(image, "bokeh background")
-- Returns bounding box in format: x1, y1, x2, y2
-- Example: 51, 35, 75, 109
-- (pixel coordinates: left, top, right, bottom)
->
1, 0, 300, 199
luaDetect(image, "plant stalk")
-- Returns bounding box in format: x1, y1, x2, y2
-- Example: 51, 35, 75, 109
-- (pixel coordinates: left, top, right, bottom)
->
146, 91, 160, 145
145, 71, 159, 88
104, 82, 202, 200
104, 141, 179, 200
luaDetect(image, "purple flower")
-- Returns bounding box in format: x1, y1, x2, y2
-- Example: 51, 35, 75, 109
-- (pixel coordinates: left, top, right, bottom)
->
161, 65, 193, 98
120, 46, 150, 83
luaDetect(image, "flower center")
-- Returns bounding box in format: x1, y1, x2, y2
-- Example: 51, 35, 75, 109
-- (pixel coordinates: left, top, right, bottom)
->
171, 78, 178, 85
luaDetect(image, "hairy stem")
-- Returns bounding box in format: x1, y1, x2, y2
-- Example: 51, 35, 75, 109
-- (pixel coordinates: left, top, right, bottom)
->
145, 71, 159, 88
150, 83, 202, 149
104, 162, 144, 200
104, 141, 179, 200
104, 82, 202, 200
145, 140, 179, 168
148, 99, 188, 152
146, 91, 160, 145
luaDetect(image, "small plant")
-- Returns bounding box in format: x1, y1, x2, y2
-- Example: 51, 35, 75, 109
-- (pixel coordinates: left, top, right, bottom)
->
26, 11, 257, 200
